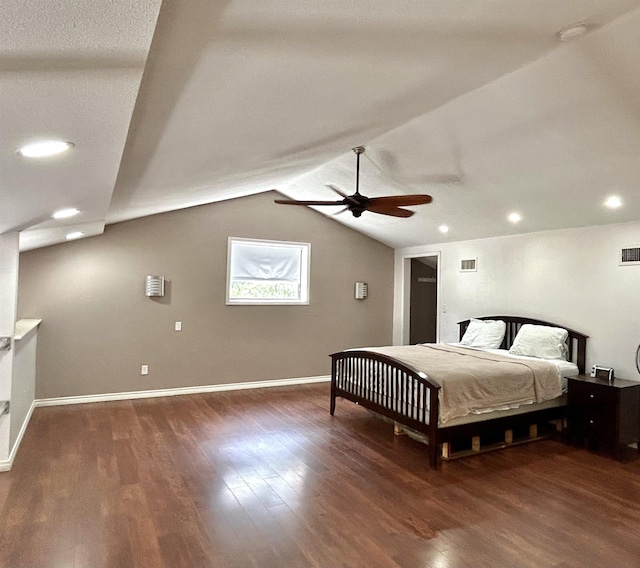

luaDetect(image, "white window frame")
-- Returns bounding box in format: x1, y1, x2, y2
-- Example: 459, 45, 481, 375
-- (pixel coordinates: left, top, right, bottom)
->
226, 237, 311, 305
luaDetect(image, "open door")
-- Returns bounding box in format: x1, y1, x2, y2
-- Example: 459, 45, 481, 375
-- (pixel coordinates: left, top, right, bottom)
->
409, 256, 438, 344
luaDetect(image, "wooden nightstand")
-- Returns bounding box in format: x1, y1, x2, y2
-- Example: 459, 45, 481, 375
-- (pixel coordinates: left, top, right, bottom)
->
567, 374, 640, 460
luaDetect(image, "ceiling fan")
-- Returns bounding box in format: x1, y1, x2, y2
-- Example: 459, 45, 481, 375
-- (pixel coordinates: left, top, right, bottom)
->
274, 146, 433, 218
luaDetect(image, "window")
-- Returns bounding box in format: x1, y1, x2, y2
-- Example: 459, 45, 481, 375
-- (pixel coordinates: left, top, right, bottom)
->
226, 237, 310, 305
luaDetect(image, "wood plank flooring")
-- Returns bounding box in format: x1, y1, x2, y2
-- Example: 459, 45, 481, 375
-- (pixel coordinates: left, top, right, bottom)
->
2, 383, 640, 567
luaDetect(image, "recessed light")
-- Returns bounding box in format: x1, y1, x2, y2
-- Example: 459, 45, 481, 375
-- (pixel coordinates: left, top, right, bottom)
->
508, 212, 522, 223
438, 225, 449, 234
52, 208, 79, 219
558, 22, 588, 42
65, 231, 84, 240
18, 140, 74, 158
604, 196, 622, 208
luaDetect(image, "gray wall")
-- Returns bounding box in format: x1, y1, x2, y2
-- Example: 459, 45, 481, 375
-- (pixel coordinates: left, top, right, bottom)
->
18, 192, 394, 398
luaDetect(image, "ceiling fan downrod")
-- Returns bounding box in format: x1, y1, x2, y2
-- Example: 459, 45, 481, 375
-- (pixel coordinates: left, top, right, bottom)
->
353, 146, 365, 197
350, 146, 367, 216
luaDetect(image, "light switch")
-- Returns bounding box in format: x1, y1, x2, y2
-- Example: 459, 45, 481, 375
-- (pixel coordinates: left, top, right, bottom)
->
175, 321, 182, 331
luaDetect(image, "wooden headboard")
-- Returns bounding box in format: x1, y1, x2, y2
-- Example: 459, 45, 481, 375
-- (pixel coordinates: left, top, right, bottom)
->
458, 316, 588, 375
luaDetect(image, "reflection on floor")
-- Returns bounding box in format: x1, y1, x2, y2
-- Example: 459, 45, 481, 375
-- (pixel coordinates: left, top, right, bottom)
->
1, 383, 640, 568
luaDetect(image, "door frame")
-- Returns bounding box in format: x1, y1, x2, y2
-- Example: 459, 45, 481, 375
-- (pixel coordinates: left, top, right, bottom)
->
393, 249, 441, 345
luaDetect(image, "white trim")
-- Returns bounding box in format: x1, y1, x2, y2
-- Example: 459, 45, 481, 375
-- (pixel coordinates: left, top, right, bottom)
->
35, 375, 331, 408
0, 399, 36, 472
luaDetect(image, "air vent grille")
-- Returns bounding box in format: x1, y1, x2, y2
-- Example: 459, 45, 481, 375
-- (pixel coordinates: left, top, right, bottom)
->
460, 258, 477, 272
620, 246, 640, 266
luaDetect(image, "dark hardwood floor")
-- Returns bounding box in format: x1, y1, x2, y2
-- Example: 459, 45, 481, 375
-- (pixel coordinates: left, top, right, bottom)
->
2, 383, 640, 568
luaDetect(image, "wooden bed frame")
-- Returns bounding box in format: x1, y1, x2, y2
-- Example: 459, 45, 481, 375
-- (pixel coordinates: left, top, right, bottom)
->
330, 316, 588, 469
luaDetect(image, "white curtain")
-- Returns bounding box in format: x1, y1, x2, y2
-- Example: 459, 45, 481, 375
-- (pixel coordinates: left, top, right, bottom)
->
230, 242, 301, 282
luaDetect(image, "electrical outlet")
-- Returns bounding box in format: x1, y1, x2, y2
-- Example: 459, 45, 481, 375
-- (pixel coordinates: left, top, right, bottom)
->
141, 364, 149, 376
175, 321, 182, 331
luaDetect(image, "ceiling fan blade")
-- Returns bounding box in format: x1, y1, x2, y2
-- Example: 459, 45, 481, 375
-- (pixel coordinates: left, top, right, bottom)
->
274, 199, 345, 206
327, 184, 361, 206
326, 184, 348, 198
331, 206, 349, 216
366, 204, 415, 218
367, 194, 433, 207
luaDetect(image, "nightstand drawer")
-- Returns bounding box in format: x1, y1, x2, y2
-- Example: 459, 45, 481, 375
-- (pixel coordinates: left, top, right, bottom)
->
569, 381, 617, 409
570, 384, 616, 420
584, 416, 616, 450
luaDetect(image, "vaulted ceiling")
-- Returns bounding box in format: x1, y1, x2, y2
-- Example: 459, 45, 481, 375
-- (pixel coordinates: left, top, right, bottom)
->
4, 0, 640, 251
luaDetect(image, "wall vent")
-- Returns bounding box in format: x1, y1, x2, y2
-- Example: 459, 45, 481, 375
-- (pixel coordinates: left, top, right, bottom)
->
620, 246, 640, 266
460, 258, 477, 272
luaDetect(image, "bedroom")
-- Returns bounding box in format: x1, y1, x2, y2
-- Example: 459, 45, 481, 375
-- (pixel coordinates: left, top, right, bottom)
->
2, 1, 640, 566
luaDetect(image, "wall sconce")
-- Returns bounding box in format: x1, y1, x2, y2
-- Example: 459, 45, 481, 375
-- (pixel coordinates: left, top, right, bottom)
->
145, 275, 165, 297
355, 282, 368, 300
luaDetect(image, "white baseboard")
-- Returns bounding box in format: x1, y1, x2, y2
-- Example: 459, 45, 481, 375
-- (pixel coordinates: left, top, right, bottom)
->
0, 399, 36, 472
35, 375, 331, 408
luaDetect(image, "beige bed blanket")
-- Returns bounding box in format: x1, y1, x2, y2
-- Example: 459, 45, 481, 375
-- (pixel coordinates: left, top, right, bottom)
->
363, 344, 562, 424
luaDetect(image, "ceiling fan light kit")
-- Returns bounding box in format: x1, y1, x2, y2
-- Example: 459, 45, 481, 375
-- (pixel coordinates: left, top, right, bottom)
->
275, 146, 433, 218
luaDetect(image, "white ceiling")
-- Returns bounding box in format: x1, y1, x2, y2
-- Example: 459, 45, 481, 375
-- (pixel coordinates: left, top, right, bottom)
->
3, 1, 640, 251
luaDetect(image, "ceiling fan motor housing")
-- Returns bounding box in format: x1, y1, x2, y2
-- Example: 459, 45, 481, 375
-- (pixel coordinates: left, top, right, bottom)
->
349, 192, 369, 217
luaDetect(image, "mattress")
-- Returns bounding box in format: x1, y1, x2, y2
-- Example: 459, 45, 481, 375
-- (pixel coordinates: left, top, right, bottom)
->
342, 343, 575, 425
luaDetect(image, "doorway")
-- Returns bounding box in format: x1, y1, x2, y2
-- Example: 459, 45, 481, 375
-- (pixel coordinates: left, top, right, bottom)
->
409, 256, 438, 344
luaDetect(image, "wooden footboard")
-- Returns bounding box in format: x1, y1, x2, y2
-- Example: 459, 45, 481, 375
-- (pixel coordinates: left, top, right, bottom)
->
330, 350, 442, 468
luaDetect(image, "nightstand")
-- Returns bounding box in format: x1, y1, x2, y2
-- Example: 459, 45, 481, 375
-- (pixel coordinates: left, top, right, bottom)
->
567, 374, 640, 460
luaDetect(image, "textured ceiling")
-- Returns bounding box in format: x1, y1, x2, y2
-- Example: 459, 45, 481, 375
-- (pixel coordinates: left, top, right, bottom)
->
3, 0, 640, 251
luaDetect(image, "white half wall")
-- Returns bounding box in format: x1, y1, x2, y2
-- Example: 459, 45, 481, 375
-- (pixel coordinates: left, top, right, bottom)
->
0, 232, 19, 461
395, 221, 640, 381
10, 325, 38, 452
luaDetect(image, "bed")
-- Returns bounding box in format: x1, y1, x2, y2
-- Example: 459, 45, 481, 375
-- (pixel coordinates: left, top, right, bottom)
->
330, 316, 588, 468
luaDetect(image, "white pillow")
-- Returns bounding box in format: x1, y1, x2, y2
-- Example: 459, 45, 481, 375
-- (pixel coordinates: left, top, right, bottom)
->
460, 319, 506, 349
509, 324, 569, 360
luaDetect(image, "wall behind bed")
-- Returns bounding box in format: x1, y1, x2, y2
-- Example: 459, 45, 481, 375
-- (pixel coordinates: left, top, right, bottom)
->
395, 220, 640, 381
18, 191, 394, 399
